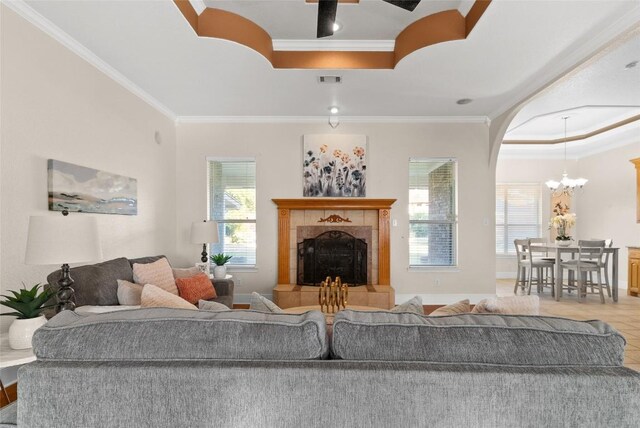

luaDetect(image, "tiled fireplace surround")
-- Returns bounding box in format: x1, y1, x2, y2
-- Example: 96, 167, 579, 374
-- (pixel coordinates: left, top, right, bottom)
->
272, 199, 396, 309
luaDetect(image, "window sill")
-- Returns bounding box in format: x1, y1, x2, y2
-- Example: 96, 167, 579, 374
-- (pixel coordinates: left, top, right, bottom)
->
408, 266, 460, 273
496, 254, 516, 259
225, 266, 258, 273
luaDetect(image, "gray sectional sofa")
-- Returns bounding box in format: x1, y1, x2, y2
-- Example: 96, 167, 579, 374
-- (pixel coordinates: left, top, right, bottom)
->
45, 255, 234, 309
3, 308, 639, 427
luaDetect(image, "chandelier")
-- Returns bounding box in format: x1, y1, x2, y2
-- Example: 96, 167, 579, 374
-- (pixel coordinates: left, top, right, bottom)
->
545, 116, 587, 196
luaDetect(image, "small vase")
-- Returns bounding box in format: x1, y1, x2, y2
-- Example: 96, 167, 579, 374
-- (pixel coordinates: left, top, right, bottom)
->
9, 315, 47, 350
557, 240, 572, 247
213, 265, 227, 279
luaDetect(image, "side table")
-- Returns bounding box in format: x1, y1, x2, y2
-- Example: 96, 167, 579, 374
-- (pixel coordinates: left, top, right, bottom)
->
0, 333, 36, 404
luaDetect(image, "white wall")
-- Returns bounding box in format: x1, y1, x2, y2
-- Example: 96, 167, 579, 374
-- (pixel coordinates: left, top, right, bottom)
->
495, 141, 640, 285
0, 6, 177, 333
576, 142, 640, 286
175, 121, 496, 303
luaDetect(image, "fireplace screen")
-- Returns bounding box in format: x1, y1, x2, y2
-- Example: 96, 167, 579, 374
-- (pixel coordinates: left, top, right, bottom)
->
297, 230, 367, 286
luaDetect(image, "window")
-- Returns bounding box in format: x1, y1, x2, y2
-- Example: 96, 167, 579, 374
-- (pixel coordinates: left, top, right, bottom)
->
496, 183, 541, 255
409, 159, 457, 267
208, 158, 256, 266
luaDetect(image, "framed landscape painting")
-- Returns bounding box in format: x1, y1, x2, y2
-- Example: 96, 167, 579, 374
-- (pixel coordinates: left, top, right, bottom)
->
303, 134, 367, 197
48, 159, 138, 215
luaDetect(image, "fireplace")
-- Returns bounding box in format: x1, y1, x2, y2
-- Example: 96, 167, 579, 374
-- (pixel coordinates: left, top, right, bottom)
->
271, 198, 396, 309
297, 230, 367, 286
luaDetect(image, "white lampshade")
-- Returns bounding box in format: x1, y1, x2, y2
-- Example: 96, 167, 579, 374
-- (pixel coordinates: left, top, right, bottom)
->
190, 220, 219, 244
25, 215, 103, 265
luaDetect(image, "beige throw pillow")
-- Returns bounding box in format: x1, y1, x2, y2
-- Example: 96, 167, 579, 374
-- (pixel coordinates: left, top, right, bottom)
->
172, 266, 202, 279
472, 295, 539, 315
198, 299, 231, 312
430, 299, 471, 316
133, 258, 178, 295
390, 296, 424, 314
116, 279, 143, 305
250, 292, 283, 313
140, 284, 197, 310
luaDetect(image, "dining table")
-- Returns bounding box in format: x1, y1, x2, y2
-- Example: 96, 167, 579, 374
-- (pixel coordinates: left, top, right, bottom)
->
531, 243, 619, 302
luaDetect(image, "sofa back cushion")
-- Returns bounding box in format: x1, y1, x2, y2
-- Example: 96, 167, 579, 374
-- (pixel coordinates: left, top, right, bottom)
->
332, 311, 625, 366
47, 257, 134, 306
33, 308, 329, 361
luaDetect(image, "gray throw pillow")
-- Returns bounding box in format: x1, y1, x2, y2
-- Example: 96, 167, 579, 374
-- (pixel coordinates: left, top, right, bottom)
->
250, 292, 283, 313
390, 296, 424, 314
199, 299, 231, 312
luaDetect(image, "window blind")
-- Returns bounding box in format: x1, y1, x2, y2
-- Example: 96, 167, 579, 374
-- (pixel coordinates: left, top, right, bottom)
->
409, 159, 457, 267
496, 183, 541, 255
208, 159, 256, 266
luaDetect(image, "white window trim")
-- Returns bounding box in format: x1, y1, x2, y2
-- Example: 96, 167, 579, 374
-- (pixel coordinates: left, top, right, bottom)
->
408, 157, 459, 268
207, 157, 258, 269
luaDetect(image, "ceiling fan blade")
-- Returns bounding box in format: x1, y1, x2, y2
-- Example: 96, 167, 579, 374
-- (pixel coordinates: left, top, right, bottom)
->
382, 0, 421, 12
317, 0, 338, 38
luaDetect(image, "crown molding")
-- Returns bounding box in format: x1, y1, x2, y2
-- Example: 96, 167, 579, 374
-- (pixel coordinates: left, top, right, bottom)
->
2, 0, 177, 120
175, 115, 490, 124
272, 40, 396, 52
498, 131, 639, 160
488, 5, 640, 121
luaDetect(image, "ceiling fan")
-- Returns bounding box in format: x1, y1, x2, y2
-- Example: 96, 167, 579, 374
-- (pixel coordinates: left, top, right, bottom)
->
317, 0, 421, 38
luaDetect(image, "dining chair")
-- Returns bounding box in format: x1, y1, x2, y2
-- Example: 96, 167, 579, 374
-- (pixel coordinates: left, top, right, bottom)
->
513, 239, 555, 296
559, 240, 607, 303
528, 237, 556, 294
586, 238, 613, 297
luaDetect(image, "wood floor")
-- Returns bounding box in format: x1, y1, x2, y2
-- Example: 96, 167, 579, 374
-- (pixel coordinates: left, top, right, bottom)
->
497, 279, 640, 371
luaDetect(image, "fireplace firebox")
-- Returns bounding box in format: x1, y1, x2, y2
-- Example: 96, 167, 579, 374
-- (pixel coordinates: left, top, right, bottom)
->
297, 230, 367, 286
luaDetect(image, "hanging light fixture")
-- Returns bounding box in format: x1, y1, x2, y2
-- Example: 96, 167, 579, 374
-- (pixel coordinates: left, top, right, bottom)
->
545, 116, 587, 196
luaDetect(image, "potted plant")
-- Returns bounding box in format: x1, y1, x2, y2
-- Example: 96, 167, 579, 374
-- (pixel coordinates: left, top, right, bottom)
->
210, 253, 233, 279
1, 283, 53, 349
549, 203, 576, 247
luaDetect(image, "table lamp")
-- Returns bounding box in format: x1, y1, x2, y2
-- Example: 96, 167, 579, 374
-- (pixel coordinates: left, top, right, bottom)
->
190, 220, 219, 263
25, 213, 102, 313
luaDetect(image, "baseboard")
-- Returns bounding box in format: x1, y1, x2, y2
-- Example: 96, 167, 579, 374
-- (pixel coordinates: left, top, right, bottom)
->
497, 272, 517, 279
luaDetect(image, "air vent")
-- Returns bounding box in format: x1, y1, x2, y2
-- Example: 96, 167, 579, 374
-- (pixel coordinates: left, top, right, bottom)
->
318, 76, 342, 84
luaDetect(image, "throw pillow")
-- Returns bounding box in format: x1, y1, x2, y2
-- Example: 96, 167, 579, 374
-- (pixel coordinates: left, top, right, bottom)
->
198, 299, 231, 312
172, 266, 202, 279
116, 279, 143, 305
390, 296, 424, 314
133, 258, 178, 295
175, 273, 217, 304
250, 292, 283, 313
429, 299, 471, 316
140, 284, 197, 310
472, 295, 539, 315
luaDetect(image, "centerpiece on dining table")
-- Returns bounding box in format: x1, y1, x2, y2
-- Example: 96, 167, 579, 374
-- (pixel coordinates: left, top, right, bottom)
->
549, 202, 576, 247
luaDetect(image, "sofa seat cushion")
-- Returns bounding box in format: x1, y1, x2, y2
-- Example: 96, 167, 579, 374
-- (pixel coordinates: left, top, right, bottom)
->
46, 257, 134, 306
75, 305, 141, 314
33, 308, 329, 361
332, 311, 625, 366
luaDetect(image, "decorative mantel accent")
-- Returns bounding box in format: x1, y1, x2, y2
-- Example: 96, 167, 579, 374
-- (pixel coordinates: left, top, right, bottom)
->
319, 214, 351, 223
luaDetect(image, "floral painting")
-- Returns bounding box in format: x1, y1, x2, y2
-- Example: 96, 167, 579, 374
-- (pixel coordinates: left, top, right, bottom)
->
303, 135, 367, 197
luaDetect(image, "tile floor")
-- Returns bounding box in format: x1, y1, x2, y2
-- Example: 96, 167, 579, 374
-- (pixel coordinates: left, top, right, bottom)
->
497, 279, 640, 371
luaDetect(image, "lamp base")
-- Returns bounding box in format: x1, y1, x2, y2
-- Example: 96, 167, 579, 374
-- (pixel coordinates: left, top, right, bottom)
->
200, 244, 208, 263
56, 263, 76, 313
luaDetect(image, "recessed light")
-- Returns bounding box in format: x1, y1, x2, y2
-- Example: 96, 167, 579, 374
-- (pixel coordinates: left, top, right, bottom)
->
456, 98, 473, 105
333, 22, 341, 32
329, 106, 339, 114
625, 60, 638, 69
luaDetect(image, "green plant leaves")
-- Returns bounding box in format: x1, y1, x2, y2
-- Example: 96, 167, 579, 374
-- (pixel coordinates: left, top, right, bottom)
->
0, 283, 54, 319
